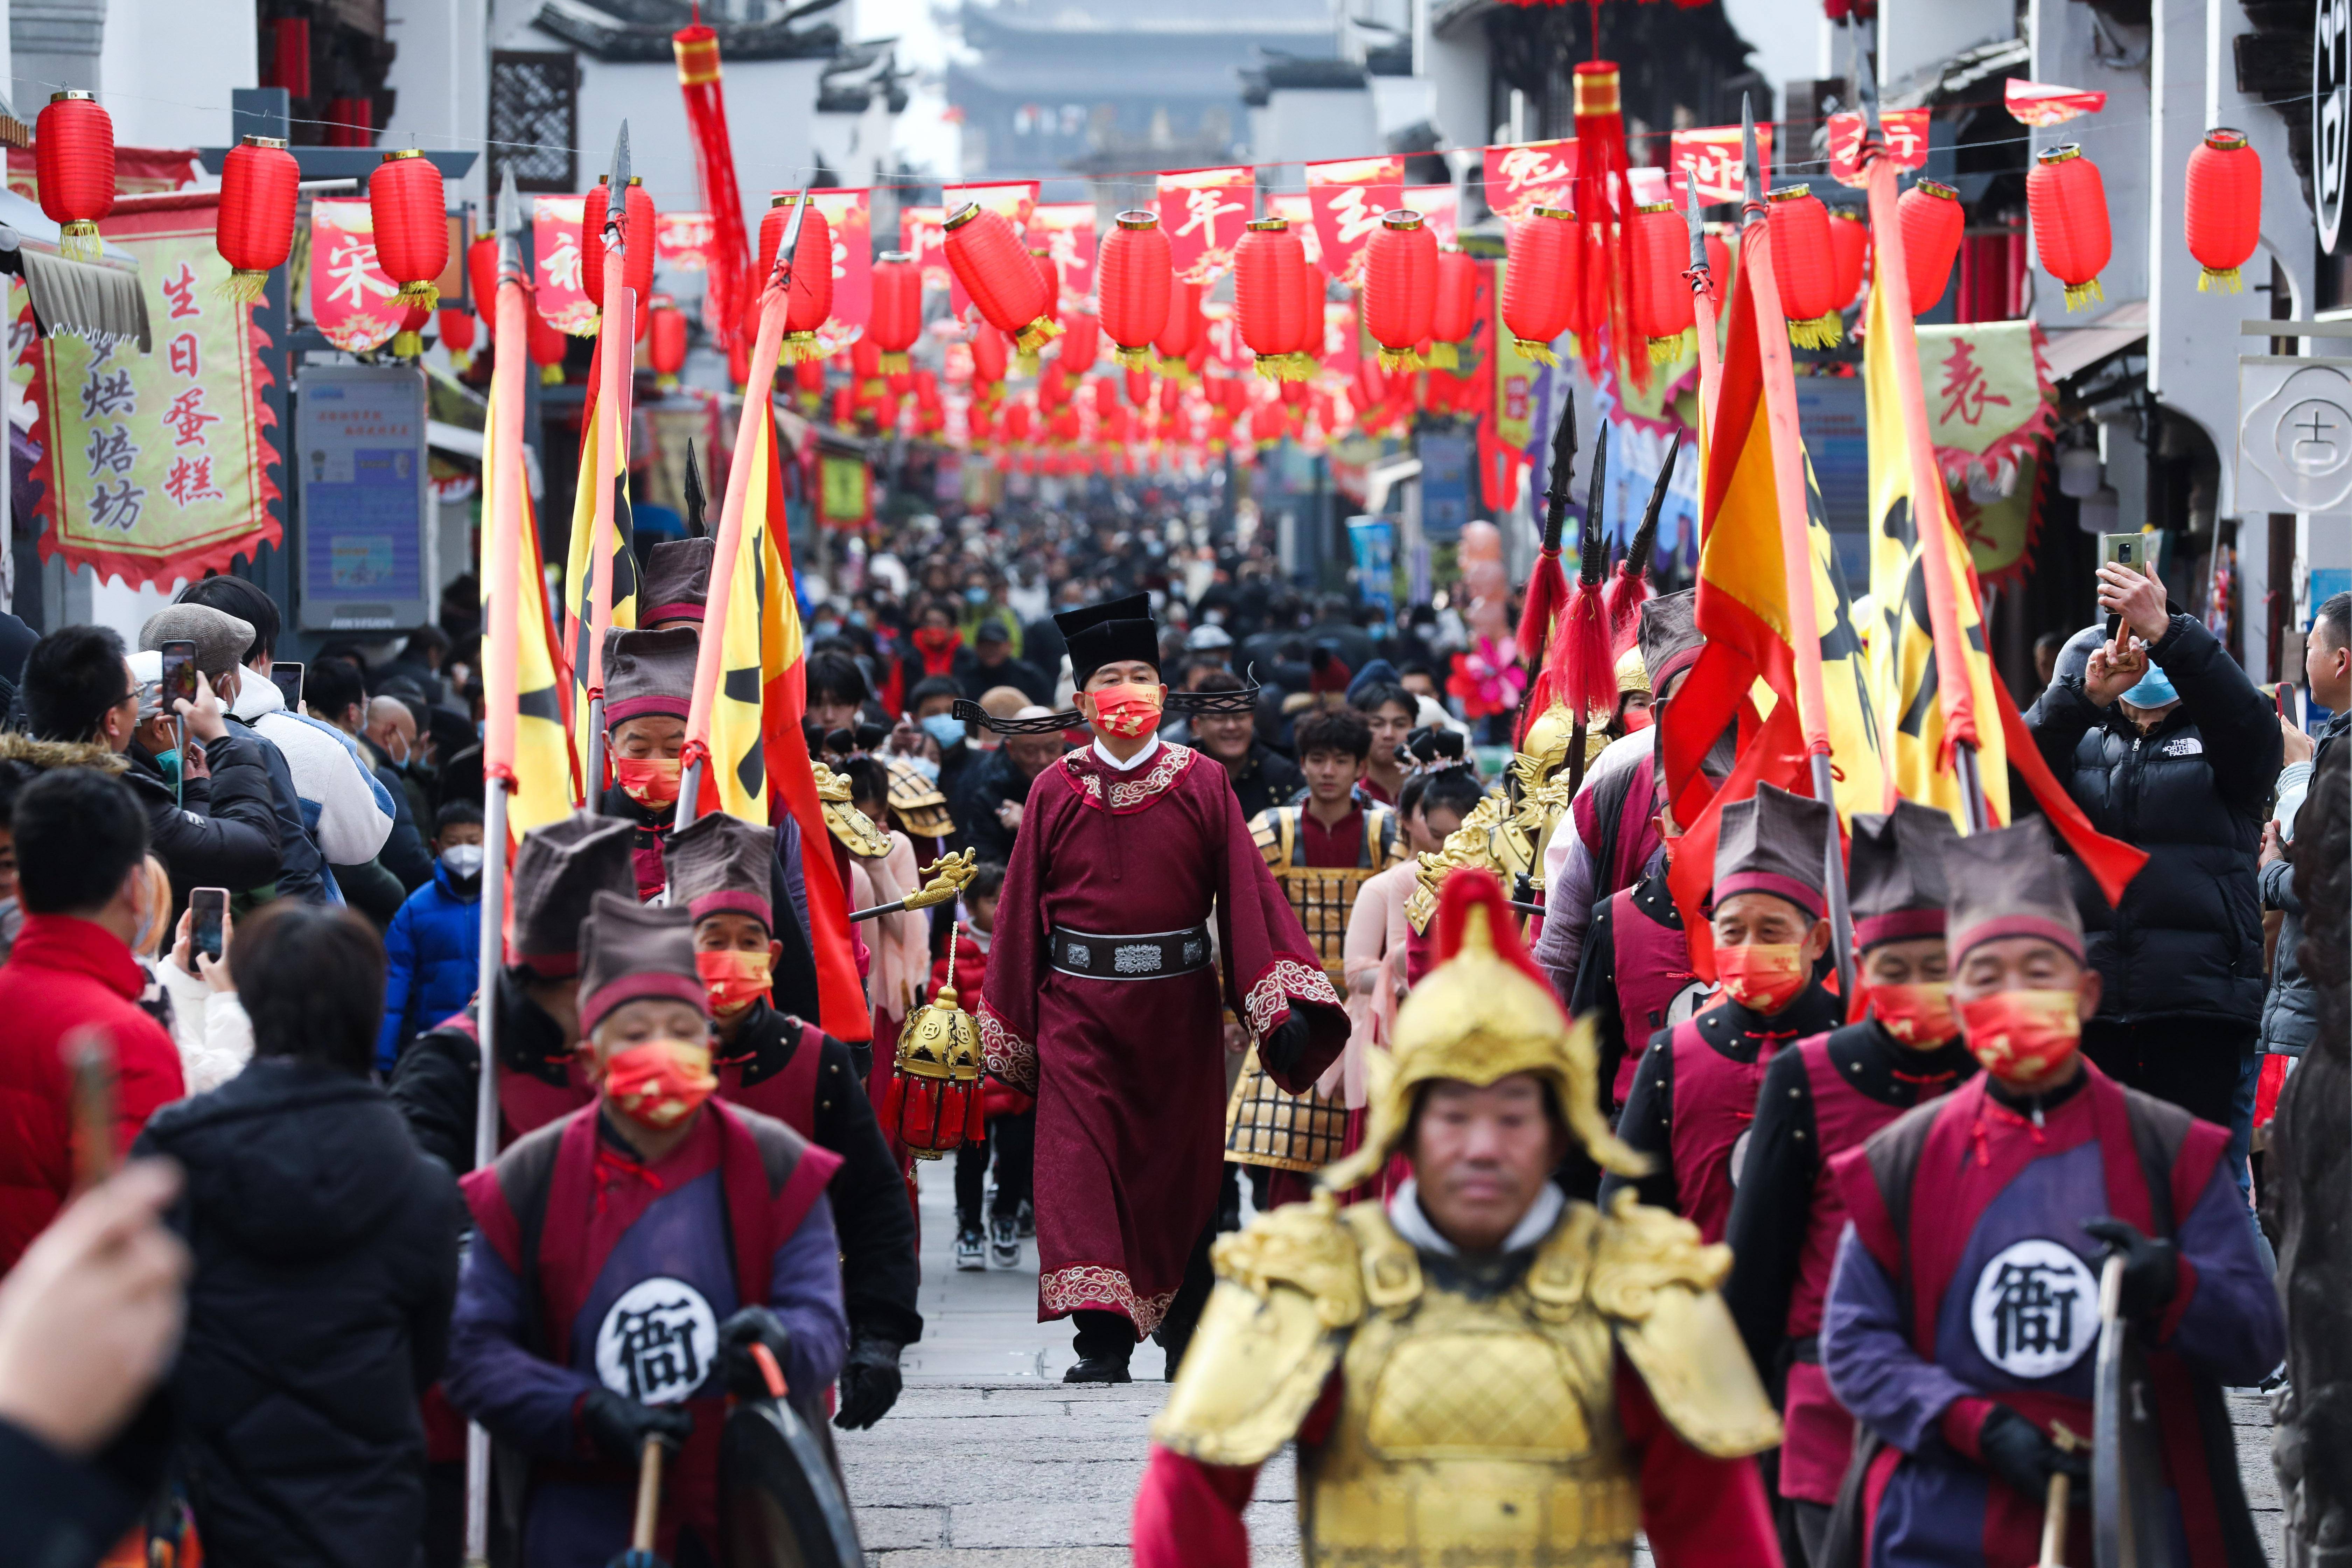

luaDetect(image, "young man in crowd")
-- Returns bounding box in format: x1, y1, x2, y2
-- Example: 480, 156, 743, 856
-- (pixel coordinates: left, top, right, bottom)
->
443, 893, 846, 1568
951, 704, 1064, 867
1349, 680, 1417, 806
1722, 800, 1979, 1564
1600, 782, 1843, 1243
663, 812, 920, 1430
595, 628, 698, 901
1188, 669, 1302, 822
376, 803, 487, 1071
1821, 818, 2284, 1568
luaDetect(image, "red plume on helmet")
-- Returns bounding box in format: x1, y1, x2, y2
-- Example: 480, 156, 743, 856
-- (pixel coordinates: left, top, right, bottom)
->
1433, 868, 1549, 994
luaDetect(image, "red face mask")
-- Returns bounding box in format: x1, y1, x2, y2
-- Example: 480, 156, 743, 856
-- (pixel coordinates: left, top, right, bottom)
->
1086, 682, 1164, 739
913, 626, 961, 654
601, 1037, 717, 1128
696, 948, 771, 1019
1958, 989, 2082, 1083
614, 757, 681, 807
1620, 704, 1654, 733
1715, 941, 1808, 1014
1867, 982, 1958, 1046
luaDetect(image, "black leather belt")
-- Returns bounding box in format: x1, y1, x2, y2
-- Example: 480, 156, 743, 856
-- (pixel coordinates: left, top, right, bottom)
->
1049, 924, 1212, 981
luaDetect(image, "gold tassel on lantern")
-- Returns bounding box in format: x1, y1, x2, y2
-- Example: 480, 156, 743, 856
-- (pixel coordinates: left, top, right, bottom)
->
882, 931, 986, 1160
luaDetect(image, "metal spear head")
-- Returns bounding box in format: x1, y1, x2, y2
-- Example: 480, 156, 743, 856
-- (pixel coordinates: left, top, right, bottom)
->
603, 124, 632, 243
1685, 181, 1707, 275
683, 442, 707, 536
1629, 429, 1680, 583
1740, 94, 1763, 221
495, 170, 525, 285
770, 190, 812, 288
1539, 387, 1578, 553
1580, 416, 1609, 586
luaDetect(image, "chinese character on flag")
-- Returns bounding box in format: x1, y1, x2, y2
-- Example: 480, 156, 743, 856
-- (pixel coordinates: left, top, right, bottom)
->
307, 200, 402, 353
1026, 202, 1099, 308
1826, 109, 1931, 186
1156, 166, 1254, 284
1668, 124, 1772, 207
531, 195, 596, 335
655, 210, 716, 272
1481, 140, 1575, 220
1307, 156, 1401, 285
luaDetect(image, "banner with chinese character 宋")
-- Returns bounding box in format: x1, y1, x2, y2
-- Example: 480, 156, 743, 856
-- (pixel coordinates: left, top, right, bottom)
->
24, 194, 280, 588
1156, 166, 1253, 284
532, 196, 595, 335
1307, 157, 1401, 286
1481, 140, 1575, 220
307, 200, 402, 352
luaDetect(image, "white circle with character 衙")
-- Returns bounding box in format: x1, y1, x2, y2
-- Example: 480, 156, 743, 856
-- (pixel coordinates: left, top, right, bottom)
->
594, 1277, 720, 1406
1968, 1239, 2099, 1380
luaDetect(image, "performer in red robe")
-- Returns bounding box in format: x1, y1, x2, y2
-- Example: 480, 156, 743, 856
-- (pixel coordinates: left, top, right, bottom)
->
976, 593, 1347, 1382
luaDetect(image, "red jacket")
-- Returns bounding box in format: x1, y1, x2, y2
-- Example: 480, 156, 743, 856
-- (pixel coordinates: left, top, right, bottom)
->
0, 914, 185, 1271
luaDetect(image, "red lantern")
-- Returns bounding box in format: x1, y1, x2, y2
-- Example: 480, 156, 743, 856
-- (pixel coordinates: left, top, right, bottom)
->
1003, 399, 1033, 444
622, 178, 656, 303
1628, 201, 1695, 362
1895, 181, 1961, 314
944, 203, 1057, 350
1826, 207, 1868, 314
1296, 262, 1328, 365
869, 251, 922, 373
1126, 365, 1152, 406
1364, 210, 1437, 371
391, 301, 430, 359
794, 352, 825, 397
1766, 187, 1840, 348
35, 91, 114, 261
438, 307, 476, 357
1704, 225, 1733, 305
1098, 210, 1171, 369
852, 332, 882, 388
582, 178, 610, 314
527, 301, 567, 384
650, 304, 687, 390
467, 235, 499, 327
1030, 247, 1061, 325
215, 134, 299, 302
370, 150, 448, 310
1429, 247, 1478, 369
2185, 128, 2261, 294
1156, 279, 1203, 373
2028, 144, 2111, 311
1503, 207, 1578, 365
1090, 377, 1119, 421
969, 322, 1007, 388
757, 196, 833, 361
1058, 309, 1099, 374
1234, 218, 1309, 380
1250, 398, 1286, 448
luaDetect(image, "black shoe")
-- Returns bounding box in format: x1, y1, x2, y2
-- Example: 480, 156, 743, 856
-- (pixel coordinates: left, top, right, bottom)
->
1062, 1356, 1133, 1384
989, 1212, 1020, 1268
1016, 1199, 1035, 1239
954, 1226, 984, 1271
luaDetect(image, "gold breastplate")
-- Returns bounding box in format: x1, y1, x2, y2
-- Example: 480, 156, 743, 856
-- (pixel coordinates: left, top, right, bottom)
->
1300, 1206, 1640, 1568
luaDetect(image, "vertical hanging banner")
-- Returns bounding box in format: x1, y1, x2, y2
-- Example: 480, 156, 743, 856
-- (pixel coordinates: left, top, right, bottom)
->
900, 204, 947, 289
1200, 300, 1252, 374
1267, 193, 1322, 265
1827, 110, 1929, 186
654, 210, 716, 272
307, 199, 402, 352
798, 187, 871, 355
1404, 183, 1460, 247
1026, 202, 1099, 309
1669, 124, 1773, 207
1156, 166, 1254, 283
25, 192, 282, 588
1306, 156, 1402, 285
1482, 140, 1576, 219
531, 195, 595, 333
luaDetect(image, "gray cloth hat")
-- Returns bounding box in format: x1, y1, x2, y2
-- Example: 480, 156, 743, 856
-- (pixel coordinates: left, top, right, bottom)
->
1945, 817, 2085, 965
579, 890, 707, 1035
641, 538, 716, 626
1637, 590, 1701, 692
1713, 782, 1830, 919
139, 604, 255, 679
1849, 799, 1961, 948
664, 811, 773, 930
511, 811, 638, 976
603, 626, 699, 726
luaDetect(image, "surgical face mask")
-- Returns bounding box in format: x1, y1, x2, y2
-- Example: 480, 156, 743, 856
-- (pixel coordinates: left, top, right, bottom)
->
1958, 989, 2084, 1083
695, 948, 772, 1019
379, 731, 411, 766
602, 1037, 718, 1128
441, 843, 486, 878
904, 755, 942, 784
615, 757, 683, 808
920, 712, 967, 749
965, 586, 989, 605
1714, 942, 1808, 1014
155, 748, 182, 788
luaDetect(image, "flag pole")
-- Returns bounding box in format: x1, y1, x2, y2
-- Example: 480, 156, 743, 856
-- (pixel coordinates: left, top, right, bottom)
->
583, 126, 635, 812
1738, 98, 1855, 994
1684, 182, 1722, 457
465, 171, 528, 1568
677, 191, 807, 831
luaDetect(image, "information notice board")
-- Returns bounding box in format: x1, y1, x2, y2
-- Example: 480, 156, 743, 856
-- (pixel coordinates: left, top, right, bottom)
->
294, 363, 432, 631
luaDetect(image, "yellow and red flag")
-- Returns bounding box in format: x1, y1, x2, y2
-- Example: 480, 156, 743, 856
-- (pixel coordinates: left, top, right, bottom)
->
560, 276, 641, 802
479, 398, 577, 846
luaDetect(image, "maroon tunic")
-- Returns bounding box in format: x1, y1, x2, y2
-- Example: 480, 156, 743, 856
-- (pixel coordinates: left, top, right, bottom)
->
1609, 887, 1702, 1105
718, 1017, 825, 1136
980, 740, 1346, 1338
1668, 1019, 1777, 1246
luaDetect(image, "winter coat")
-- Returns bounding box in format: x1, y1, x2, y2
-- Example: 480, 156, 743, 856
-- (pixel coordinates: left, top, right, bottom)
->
2023, 614, 2283, 1031
377, 860, 483, 1070
155, 957, 255, 1094
2260, 857, 2317, 1056
133, 1059, 460, 1568
215, 717, 333, 905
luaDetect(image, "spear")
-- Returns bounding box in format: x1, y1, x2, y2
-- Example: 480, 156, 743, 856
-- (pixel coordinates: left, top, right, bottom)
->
1563, 415, 1609, 798
1604, 429, 1680, 650
1511, 389, 1579, 748
583, 123, 634, 811
682, 441, 707, 538
1686, 181, 1723, 444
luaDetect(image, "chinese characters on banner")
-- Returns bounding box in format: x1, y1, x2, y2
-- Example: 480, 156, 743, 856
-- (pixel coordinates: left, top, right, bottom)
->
24, 196, 281, 587
531, 195, 596, 334
1482, 140, 1575, 219
1404, 184, 1458, 247
1156, 166, 1253, 283
1307, 156, 1402, 285
1026, 203, 1098, 308
655, 210, 716, 272
1199, 300, 1252, 373
307, 200, 402, 353
2003, 79, 2107, 126
900, 204, 947, 288
1669, 124, 1773, 206
1267, 194, 1321, 264
1826, 109, 1931, 185
799, 188, 872, 354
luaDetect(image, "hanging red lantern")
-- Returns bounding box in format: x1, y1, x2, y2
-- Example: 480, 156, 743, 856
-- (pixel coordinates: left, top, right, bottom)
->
1628, 201, 1695, 363
581, 178, 610, 316
2028, 144, 2111, 311
35, 91, 114, 262
1250, 398, 1286, 449
1030, 247, 1061, 325
1097, 211, 1171, 370
969, 322, 1008, 388
1766, 187, 1840, 348
852, 332, 882, 388
1003, 399, 1033, 444
943, 203, 1057, 351
389, 301, 430, 359
650, 304, 688, 390
1826, 207, 1868, 315
756, 195, 833, 362
1364, 210, 1437, 371
1502, 208, 1578, 365
370, 149, 448, 310
527, 296, 567, 384
623, 178, 656, 302
1126, 365, 1152, 405
1296, 262, 1328, 365
1155, 278, 1203, 374
1234, 217, 1309, 380
1704, 225, 1733, 306
2184, 128, 2261, 293
439, 306, 476, 358
869, 251, 922, 373
467, 234, 499, 327
1058, 309, 1099, 374
214, 134, 299, 302
1895, 181, 1961, 314
1090, 377, 1118, 421
1429, 247, 1478, 369
794, 352, 825, 398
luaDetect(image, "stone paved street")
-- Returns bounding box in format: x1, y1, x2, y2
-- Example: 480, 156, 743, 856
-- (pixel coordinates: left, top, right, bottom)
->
835, 1163, 2287, 1565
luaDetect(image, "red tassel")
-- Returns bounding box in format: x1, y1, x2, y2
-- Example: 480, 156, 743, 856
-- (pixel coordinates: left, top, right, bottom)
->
1572, 62, 1643, 391
1602, 563, 1651, 654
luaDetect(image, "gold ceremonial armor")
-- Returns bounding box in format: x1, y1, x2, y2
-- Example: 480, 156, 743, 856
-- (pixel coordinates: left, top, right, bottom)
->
1154, 1193, 1783, 1568
812, 760, 892, 858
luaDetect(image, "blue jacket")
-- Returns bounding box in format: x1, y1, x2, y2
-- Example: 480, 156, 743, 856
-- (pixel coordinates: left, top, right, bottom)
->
377, 861, 482, 1070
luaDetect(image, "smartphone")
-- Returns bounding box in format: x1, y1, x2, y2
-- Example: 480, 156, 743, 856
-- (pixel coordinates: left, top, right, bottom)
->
2278, 680, 2302, 730
160, 638, 199, 712
190, 887, 229, 965
270, 661, 303, 712
2100, 533, 2140, 644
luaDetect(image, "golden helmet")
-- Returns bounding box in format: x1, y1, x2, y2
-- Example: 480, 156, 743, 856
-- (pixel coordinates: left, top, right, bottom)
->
812, 760, 892, 859
1518, 696, 1577, 780
1321, 868, 1646, 1192
895, 982, 983, 1084
1615, 643, 1650, 698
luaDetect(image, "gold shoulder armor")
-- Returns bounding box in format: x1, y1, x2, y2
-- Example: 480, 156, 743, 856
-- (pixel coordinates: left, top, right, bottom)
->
1249, 808, 1281, 865
1591, 1190, 1783, 1459
1151, 1197, 1360, 1466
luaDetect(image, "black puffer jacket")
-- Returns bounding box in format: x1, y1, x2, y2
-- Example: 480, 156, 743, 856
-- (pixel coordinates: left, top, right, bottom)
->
2024, 614, 2282, 1029
133, 1059, 460, 1568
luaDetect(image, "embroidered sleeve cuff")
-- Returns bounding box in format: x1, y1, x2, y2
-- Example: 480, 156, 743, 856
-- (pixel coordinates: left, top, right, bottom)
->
979, 999, 1038, 1095
1938, 1396, 1996, 1462
1241, 957, 1344, 1042
2154, 1255, 2198, 1346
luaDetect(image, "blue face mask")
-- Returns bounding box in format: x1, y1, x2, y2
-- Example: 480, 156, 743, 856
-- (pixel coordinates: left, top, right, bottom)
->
155, 748, 181, 787
921, 712, 967, 749
965, 586, 989, 605
906, 755, 942, 783
2120, 664, 2179, 708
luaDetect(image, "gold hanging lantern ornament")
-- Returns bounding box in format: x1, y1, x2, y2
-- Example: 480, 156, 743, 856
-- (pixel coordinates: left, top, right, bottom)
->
880, 935, 986, 1159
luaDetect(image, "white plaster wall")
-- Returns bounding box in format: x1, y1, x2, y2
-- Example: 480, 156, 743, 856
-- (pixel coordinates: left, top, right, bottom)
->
383, 0, 490, 214
1876, 0, 2010, 90
98, 0, 255, 147
1259, 87, 1378, 167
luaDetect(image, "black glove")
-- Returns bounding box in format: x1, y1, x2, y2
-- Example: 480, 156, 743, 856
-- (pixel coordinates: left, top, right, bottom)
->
582, 1388, 694, 1463
2082, 1218, 2179, 1321
1976, 1406, 2088, 1501
715, 1307, 793, 1399
833, 1337, 904, 1430
1261, 1011, 1315, 1080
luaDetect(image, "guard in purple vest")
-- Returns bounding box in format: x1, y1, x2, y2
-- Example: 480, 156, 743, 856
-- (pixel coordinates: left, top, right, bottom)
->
598, 626, 700, 901
1819, 819, 2283, 1568
1722, 800, 1979, 1564
443, 892, 847, 1568
664, 811, 920, 1430
1599, 782, 1842, 1244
